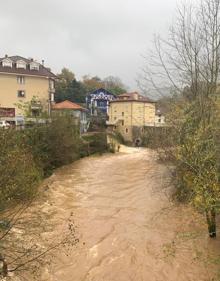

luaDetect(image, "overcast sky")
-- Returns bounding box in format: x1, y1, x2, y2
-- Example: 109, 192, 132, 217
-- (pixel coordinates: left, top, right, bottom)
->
0, 0, 178, 90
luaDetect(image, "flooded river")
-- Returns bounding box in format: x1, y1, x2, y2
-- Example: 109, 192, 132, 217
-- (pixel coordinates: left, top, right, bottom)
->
37, 147, 219, 281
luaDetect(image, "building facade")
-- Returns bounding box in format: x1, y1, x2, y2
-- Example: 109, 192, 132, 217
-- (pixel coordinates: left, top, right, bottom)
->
107, 92, 156, 142
0, 55, 56, 125
52, 100, 88, 134
86, 88, 116, 116
155, 109, 166, 126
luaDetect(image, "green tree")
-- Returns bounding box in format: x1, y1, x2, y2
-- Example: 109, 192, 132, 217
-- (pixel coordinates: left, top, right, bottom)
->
82, 75, 104, 92
58, 67, 75, 83
55, 68, 87, 104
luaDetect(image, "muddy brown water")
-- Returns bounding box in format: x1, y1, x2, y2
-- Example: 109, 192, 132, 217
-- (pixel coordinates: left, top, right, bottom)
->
32, 147, 220, 281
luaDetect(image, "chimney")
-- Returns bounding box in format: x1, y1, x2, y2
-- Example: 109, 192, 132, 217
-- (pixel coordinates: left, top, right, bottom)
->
5, 54, 8, 58
42, 59, 44, 66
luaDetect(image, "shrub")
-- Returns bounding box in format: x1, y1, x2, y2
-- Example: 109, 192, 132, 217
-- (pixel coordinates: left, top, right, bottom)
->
0, 116, 108, 210
82, 132, 108, 155
113, 131, 125, 144
0, 129, 41, 209
44, 116, 81, 168
24, 116, 81, 176
142, 126, 174, 149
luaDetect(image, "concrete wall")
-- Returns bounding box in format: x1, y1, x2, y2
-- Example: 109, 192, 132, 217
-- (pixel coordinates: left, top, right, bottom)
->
0, 73, 50, 117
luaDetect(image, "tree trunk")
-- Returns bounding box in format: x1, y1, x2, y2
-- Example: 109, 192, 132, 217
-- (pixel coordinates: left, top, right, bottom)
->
0, 255, 8, 277
2, 259, 8, 277
206, 209, 216, 238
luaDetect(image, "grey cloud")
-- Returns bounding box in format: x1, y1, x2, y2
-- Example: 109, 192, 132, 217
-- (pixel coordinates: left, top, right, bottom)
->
0, 0, 177, 89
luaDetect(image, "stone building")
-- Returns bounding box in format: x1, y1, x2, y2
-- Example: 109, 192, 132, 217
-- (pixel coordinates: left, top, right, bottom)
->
107, 92, 156, 142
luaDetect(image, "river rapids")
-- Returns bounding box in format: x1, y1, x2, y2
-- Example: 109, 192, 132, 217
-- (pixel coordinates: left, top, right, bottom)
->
19, 147, 220, 281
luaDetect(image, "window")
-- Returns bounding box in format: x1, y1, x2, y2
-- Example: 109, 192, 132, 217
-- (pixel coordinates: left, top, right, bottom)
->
122, 120, 124, 126
99, 101, 105, 107
16, 60, 26, 69
49, 79, 54, 90
17, 90, 25, 98
0, 108, 15, 117
2, 59, 12, 68
122, 112, 124, 116
158, 118, 161, 123
125, 128, 128, 133
114, 116, 117, 120
30, 62, 39, 70
17, 76, 25, 84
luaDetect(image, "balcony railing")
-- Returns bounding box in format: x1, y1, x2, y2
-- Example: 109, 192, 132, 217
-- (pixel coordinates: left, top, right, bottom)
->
30, 101, 42, 110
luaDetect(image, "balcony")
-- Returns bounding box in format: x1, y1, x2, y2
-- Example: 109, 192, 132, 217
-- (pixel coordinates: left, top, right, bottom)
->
30, 101, 42, 110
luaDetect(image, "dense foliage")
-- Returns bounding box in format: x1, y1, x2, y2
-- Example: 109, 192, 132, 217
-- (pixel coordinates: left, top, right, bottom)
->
55, 68, 127, 104
142, 126, 173, 150
172, 98, 220, 237
0, 116, 108, 210
55, 68, 87, 104
82, 132, 108, 155
0, 130, 41, 209
24, 116, 81, 176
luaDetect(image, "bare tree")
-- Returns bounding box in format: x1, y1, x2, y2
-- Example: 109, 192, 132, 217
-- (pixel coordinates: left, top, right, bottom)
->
141, 0, 220, 237
0, 198, 78, 279
141, 0, 220, 97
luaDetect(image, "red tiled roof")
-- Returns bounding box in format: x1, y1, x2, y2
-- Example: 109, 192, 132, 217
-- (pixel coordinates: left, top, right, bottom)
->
116, 92, 155, 103
118, 92, 140, 96
52, 100, 86, 111
110, 99, 155, 103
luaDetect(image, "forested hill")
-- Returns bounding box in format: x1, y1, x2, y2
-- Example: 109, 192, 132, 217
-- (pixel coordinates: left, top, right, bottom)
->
55, 68, 128, 104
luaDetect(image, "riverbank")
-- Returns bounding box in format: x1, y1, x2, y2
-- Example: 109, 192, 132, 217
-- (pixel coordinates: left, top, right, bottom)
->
13, 146, 220, 281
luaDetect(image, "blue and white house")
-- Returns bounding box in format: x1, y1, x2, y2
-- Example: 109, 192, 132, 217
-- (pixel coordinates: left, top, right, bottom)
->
86, 88, 116, 116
